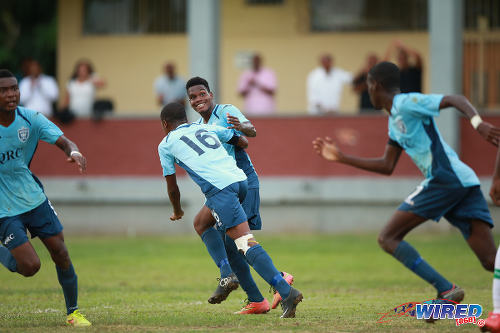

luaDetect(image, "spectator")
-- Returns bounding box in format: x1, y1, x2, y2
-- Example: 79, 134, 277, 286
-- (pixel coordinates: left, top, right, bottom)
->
154, 62, 185, 107
19, 60, 58, 117
237, 54, 277, 115
384, 40, 423, 93
352, 53, 379, 112
307, 54, 353, 115
61, 59, 106, 119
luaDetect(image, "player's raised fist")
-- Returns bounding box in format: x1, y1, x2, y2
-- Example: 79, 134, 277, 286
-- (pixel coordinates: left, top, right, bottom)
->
477, 122, 500, 147
67, 151, 87, 173
312, 137, 341, 162
170, 209, 184, 221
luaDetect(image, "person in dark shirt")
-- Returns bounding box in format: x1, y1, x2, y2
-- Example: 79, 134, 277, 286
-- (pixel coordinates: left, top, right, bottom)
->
385, 40, 423, 93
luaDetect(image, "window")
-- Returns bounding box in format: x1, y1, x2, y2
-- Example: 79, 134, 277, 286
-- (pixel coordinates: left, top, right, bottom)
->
83, 0, 186, 35
246, 0, 283, 4
465, 0, 500, 30
310, 0, 427, 32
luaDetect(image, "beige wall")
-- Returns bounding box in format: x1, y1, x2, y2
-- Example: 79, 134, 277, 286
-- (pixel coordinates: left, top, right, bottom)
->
58, 0, 429, 115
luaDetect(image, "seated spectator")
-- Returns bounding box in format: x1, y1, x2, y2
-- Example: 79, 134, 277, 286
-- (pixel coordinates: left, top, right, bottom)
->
61, 59, 106, 119
307, 54, 353, 115
154, 62, 186, 106
237, 54, 277, 115
19, 60, 58, 117
384, 40, 423, 93
353, 53, 379, 112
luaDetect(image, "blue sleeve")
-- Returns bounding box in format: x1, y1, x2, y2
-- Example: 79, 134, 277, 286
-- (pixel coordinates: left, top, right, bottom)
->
33, 112, 63, 144
158, 143, 176, 176
224, 105, 249, 123
209, 125, 236, 143
399, 93, 443, 118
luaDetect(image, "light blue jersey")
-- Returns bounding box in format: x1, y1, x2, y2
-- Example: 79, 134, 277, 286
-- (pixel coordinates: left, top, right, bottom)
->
195, 104, 255, 173
158, 123, 247, 197
388, 93, 479, 188
0, 107, 63, 218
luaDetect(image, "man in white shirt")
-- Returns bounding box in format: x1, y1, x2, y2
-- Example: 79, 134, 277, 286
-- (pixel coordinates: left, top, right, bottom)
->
19, 60, 59, 117
307, 54, 352, 115
154, 62, 186, 107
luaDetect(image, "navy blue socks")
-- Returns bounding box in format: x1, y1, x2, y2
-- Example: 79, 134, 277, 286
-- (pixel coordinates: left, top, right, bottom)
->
393, 241, 453, 294
0, 245, 17, 272
56, 263, 78, 315
201, 228, 232, 278
245, 244, 291, 299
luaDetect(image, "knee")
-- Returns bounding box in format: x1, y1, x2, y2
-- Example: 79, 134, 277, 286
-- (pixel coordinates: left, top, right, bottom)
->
19, 258, 41, 277
193, 216, 204, 236
51, 247, 70, 263
377, 233, 396, 254
234, 234, 257, 256
481, 254, 495, 272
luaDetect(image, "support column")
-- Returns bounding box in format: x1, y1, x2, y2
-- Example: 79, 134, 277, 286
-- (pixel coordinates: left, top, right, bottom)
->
429, 0, 463, 152
187, 0, 220, 120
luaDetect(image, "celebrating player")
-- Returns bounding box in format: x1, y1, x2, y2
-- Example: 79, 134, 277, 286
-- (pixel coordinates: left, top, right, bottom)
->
0, 70, 91, 327
313, 62, 500, 313
186, 77, 293, 314
158, 102, 302, 318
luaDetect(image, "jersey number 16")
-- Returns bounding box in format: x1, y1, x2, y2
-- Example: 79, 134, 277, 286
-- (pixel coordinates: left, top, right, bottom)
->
180, 129, 221, 156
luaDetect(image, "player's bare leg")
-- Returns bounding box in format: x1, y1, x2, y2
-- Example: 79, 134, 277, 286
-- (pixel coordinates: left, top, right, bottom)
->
194, 206, 239, 304
41, 232, 90, 327
9, 241, 40, 276
464, 219, 496, 272
227, 222, 302, 318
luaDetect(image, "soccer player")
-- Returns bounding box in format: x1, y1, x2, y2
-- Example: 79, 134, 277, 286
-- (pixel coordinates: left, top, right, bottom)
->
0, 69, 91, 327
158, 102, 303, 318
186, 76, 293, 314
312, 61, 500, 312
482, 149, 500, 333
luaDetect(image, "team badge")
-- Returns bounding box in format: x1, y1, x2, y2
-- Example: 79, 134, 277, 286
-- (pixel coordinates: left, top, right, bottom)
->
394, 116, 407, 134
17, 126, 29, 143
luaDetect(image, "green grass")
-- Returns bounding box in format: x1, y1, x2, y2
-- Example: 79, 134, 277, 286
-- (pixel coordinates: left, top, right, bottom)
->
0, 233, 496, 332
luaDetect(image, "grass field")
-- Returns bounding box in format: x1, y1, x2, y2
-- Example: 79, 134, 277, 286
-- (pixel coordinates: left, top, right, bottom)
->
0, 232, 496, 332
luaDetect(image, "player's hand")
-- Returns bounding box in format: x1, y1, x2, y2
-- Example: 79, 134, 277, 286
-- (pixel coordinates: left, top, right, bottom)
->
312, 137, 342, 161
490, 177, 500, 206
67, 151, 87, 173
170, 209, 184, 221
227, 114, 242, 131
477, 122, 500, 147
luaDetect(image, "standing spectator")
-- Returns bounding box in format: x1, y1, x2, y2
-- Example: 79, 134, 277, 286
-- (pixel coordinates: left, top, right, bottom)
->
154, 62, 186, 107
384, 40, 423, 93
353, 53, 379, 113
19, 60, 58, 117
237, 54, 277, 115
61, 59, 106, 119
307, 54, 353, 115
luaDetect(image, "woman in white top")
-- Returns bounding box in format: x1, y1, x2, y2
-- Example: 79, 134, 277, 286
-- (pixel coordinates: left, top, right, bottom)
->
62, 60, 106, 118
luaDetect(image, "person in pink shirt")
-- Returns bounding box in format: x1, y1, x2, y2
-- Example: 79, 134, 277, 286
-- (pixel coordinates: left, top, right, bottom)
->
238, 54, 277, 115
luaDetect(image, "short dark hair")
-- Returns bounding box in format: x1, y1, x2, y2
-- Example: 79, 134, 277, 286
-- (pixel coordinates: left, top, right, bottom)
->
0, 69, 15, 78
160, 102, 187, 123
186, 76, 210, 92
368, 61, 400, 91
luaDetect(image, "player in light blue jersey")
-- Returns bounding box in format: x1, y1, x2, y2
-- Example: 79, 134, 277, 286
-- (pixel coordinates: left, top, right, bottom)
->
313, 62, 500, 316
0, 70, 91, 327
185, 77, 294, 314
158, 102, 302, 318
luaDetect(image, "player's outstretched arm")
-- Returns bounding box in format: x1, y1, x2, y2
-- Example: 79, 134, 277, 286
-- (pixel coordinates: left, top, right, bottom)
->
55, 135, 87, 173
312, 137, 402, 175
440, 95, 500, 146
490, 147, 500, 206
165, 174, 184, 221
227, 113, 257, 137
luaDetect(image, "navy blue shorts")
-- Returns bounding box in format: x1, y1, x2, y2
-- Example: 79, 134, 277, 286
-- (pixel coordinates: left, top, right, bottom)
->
0, 199, 63, 250
206, 181, 248, 231
398, 185, 493, 239
242, 187, 262, 230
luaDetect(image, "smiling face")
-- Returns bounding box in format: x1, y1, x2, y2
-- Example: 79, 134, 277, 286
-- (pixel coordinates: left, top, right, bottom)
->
0, 77, 20, 113
187, 84, 214, 116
